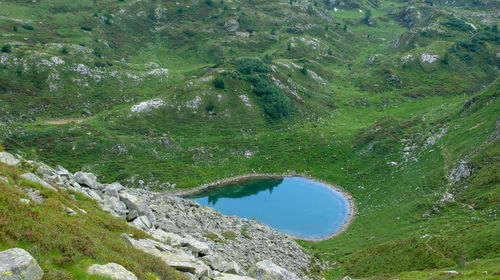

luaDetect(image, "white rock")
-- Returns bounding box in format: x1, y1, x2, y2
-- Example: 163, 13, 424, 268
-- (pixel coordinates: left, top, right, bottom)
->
0, 152, 20, 166
21, 173, 57, 191
88, 263, 137, 280
214, 273, 255, 280
0, 248, 43, 280
248, 260, 300, 280
130, 98, 165, 113
74, 172, 100, 189
420, 53, 439, 63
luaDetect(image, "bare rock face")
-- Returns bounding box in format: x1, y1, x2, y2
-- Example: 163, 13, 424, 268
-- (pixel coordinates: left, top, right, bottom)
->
0, 152, 20, 166
0, 248, 44, 280
88, 263, 137, 280
74, 171, 100, 189
247, 260, 300, 280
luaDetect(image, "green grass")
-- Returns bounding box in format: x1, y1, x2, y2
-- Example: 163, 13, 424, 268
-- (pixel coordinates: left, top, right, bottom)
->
0, 163, 184, 280
0, 0, 499, 279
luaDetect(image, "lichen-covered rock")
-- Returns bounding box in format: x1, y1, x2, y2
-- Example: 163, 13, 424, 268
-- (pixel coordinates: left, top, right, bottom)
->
247, 260, 300, 280
88, 263, 137, 280
0, 248, 43, 280
0, 152, 19, 167
74, 172, 100, 189
119, 192, 155, 224
103, 182, 125, 198
214, 274, 255, 280
104, 196, 128, 219
130, 215, 152, 231
20, 173, 57, 191
121, 234, 212, 278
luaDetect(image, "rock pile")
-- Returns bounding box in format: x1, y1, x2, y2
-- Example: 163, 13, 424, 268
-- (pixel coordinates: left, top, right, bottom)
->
0, 152, 310, 280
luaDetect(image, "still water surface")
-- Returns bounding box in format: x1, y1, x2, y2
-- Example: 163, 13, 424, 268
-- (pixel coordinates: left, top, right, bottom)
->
186, 177, 350, 239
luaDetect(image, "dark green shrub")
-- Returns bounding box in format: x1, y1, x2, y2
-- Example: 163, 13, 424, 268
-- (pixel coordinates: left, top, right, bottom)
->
236, 58, 271, 74
61, 46, 69, 54
21, 25, 34, 30
213, 76, 225, 89
263, 87, 292, 119
300, 65, 308, 75
1, 45, 12, 53
81, 26, 92, 31
206, 0, 213, 6
12, 26, 17, 32
93, 49, 102, 58
442, 17, 473, 32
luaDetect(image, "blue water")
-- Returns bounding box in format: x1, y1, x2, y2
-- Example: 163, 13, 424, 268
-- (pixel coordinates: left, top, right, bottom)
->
186, 177, 350, 239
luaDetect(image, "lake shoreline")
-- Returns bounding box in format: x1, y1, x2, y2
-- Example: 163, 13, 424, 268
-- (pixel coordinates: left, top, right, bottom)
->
170, 173, 356, 242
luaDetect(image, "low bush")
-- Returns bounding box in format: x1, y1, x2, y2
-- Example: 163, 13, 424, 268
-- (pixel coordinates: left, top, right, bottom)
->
1, 45, 11, 53
213, 76, 225, 89
236, 58, 271, 74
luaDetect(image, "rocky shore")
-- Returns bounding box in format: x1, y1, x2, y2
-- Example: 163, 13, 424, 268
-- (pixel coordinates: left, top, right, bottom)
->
0, 152, 312, 280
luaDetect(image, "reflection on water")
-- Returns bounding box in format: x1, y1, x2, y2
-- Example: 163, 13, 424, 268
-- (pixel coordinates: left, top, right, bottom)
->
190, 178, 283, 205
185, 177, 350, 239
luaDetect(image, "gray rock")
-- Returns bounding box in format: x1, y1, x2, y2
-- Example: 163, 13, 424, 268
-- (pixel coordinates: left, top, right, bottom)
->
201, 254, 224, 271
55, 165, 71, 177
341, 277, 352, 280
181, 235, 210, 255
119, 192, 155, 224
0, 152, 19, 166
220, 260, 242, 275
131, 215, 152, 231
86, 189, 103, 203
151, 229, 183, 246
0, 248, 43, 280
248, 260, 300, 280
20, 173, 57, 191
63, 205, 78, 216
121, 235, 211, 278
104, 196, 128, 219
214, 273, 255, 280
224, 19, 239, 32
25, 188, 45, 203
88, 263, 137, 280
74, 172, 100, 189
126, 210, 138, 222
103, 182, 124, 198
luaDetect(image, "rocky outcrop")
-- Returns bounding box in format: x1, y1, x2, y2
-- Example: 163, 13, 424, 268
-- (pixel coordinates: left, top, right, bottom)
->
248, 260, 301, 280
1, 151, 310, 279
88, 263, 137, 280
0, 248, 43, 280
20, 173, 57, 191
0, 152, 20, 166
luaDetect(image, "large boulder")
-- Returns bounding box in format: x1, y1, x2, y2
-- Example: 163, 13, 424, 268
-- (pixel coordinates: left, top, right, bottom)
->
55, 165, 71, 177
74, 172, 100, 189
119, 192, 155, 223
247, 260, 300, 280
88, 263, 137, 280
130, 215, 152, 231
20, 173, 57, 191
0, 152, 19, 166
104, 196, 128, 219
0, 248, 43, 280
220, 260, 243, 275
151, 229, 183, 246
181, 235, 210, 255
103, 182, 125, 198
121, 234, 211, 278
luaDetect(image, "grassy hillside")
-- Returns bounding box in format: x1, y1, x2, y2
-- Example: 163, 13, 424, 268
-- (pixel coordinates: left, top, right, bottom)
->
1, 0, 499, 278
0, 161, 184, 279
